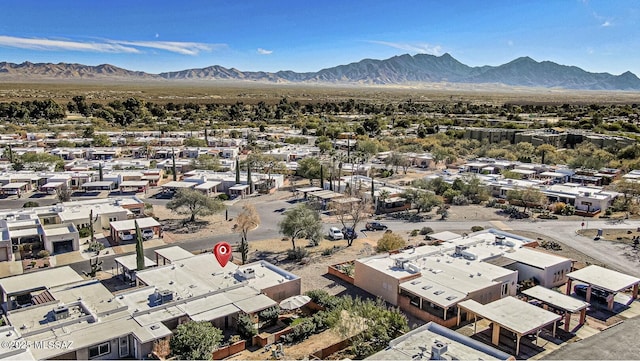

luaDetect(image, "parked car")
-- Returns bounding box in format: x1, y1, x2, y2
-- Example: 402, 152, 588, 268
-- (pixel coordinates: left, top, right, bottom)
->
328, 227, 344, 240
142, 229, 154, 240
119, 231, 134, 241
341, 227, 358, 240
365, 222, 388, 231
574, 284, 610, 303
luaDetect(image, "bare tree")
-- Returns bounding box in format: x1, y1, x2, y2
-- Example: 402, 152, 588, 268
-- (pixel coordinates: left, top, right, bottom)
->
234, 204, 260, 264
334, 191, 374, 247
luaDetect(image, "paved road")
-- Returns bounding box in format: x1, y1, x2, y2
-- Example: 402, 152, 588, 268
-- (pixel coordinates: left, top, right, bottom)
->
68, 191, 640, 279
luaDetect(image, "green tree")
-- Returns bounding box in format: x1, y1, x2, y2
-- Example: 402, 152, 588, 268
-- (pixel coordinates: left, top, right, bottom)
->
191, 154, 221, 171
183, 137, 207, 147
401, 189, 443, 214
135, 221, 145, 271
22, 201, 40, 208
279, 204, 322, 252
234, 204, 260, 264
170, 321, 223, 360
506, 187, 548, 213
166, 189, 225, 223
297, 157, 322, 185
92, 133, 112, 147
19, 153, 65, 171
611, 179, 640, 211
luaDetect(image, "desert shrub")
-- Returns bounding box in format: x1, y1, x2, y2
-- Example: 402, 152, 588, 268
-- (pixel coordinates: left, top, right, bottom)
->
471, 226, 484, 232
217, 193, 230, 201
287, 247, 309, 261
282, 318, 316, 344
452, 195, 470, 205
419, 227, 434, 235
88, 241, 105, 253
486, 198, 499, 208
376, 231, 407, 252
552, 202, 566, 215
258, 306, 280, 327
22, 201, 40, 208
78, 227, 91, 238
237, 313, 257, 339
305, 290, 341, 310
37, 250, 50, 259
410, 229, 419, 237
562, 204, 576, 216
321, 247, 336, 256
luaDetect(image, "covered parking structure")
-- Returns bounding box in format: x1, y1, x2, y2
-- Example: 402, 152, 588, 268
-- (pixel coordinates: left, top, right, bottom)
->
457, 296, 561, 356
40, 181, 65, 194
522, 286, 589, 332
114, 254, 157, 285
565, 265, 640, 310
160, 181, 196, 194
80, 181, 115, 191
110, 217, 161, 245
194, 181, 221, 197
1, 182, 28, 196
294, 186, 323, 199
308, 190, 344, 210
119, 180, 149, 193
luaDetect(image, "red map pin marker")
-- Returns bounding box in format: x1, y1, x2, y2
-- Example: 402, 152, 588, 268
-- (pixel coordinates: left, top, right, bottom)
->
213, 242, 232, 267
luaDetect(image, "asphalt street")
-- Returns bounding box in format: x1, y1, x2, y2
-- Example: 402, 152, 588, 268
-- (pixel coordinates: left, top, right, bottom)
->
71, 194, 640, 278
5, 191, 640, 278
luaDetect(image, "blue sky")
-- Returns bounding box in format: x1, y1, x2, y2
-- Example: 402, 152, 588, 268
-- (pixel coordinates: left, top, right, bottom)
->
1, 0, 639, 76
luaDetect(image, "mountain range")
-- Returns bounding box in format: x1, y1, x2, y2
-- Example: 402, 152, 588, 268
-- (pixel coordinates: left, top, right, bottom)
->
1, 53, 639, 90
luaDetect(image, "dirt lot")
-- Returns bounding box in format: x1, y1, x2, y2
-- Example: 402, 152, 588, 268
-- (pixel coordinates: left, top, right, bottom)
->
149, 203, 235, 243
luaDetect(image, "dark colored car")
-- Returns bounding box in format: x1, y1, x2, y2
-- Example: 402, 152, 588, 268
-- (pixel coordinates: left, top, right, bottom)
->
366, 222, 388, 231
342, 227, 358, 240
574, 284, 610, 303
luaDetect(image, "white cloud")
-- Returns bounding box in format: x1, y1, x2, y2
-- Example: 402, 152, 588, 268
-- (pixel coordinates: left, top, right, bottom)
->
0, 35, 223, 55
601, 20, 611, 27
0, 35, 140, 53
369, 40, 443, 55
114, 40, 220, 55
507, 40, 514, 47
257, 48, 273, 55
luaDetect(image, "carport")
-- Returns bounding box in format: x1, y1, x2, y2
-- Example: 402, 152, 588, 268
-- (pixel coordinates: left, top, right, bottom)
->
308, 190, 344, 210
458, 296, 561, 355
81, 181, 115, 191
565, 265, 640, 310
1, 182, 28, 196
40, 181, 65, 194
119, 180, 149, 193
294, 186, 323, 199
194, 181, 221, 197
522, 285, 589, 332
229, 184, 250, 198
110, 217, 161, 244
161, 181, 196, 194
114, 254, 157, 284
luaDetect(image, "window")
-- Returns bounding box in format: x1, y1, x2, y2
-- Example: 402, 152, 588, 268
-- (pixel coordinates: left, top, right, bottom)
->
501, 283, 509, 296
89, 342, 110, 358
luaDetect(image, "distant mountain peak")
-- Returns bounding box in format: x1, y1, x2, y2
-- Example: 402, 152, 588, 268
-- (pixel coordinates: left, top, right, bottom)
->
0, 54, 638, 90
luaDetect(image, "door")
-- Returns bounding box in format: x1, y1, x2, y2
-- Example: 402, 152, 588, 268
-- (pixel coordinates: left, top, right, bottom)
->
119, 336, 129, 358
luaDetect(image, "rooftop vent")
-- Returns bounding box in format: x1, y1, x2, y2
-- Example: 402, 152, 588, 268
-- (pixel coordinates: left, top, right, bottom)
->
155, 289, 173, 305
53, 305, 69, 320
431, 341, 448, 360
